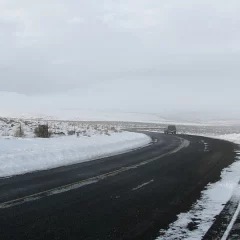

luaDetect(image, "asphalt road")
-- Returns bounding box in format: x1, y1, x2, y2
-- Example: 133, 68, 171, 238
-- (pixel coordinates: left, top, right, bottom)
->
0, 132, 237, 240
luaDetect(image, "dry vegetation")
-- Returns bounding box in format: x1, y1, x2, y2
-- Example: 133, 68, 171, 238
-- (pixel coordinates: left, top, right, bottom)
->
0, 118, 124, 139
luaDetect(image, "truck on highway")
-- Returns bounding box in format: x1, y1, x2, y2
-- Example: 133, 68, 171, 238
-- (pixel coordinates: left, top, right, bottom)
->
164, 125, 177, 135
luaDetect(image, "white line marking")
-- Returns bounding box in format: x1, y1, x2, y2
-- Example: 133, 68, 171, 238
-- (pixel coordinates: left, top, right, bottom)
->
132, 179, 154, 191
220, 183, 240, 240
221, 200, 240, 240
49, 180, 99, 195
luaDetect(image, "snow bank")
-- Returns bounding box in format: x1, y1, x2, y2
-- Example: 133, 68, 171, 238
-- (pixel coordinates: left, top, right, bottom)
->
216, 133, 240, 144
157, 133, 240, 240
0, 132, 151, 178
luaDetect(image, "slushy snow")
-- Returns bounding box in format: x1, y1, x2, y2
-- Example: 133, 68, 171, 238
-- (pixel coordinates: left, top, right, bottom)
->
0, 131, 151, 178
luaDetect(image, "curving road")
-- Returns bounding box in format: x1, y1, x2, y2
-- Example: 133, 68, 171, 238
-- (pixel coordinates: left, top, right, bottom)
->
0, 132, 237, 240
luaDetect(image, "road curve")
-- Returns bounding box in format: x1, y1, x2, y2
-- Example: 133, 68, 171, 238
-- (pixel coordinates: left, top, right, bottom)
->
0, 132, 237, 240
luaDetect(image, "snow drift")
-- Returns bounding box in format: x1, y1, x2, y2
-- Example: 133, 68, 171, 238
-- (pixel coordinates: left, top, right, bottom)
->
0, 132, 151, 178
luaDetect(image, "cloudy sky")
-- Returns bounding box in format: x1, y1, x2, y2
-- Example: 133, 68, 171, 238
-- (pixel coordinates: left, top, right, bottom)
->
1, 0, 240, 120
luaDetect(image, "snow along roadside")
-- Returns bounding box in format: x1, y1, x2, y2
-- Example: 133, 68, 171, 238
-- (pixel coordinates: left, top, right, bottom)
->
0, 131, 151, 178
156, 133, 240, 240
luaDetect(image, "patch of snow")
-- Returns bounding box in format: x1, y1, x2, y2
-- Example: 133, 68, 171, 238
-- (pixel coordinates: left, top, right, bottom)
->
216, 134, 240, 145
0, 132, 151, 178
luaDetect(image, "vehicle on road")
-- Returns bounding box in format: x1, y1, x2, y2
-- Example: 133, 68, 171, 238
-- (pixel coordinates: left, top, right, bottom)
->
164, 125, 177, 135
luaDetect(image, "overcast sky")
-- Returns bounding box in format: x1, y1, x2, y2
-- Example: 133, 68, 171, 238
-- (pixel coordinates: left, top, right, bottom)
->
1, 0, 240, 119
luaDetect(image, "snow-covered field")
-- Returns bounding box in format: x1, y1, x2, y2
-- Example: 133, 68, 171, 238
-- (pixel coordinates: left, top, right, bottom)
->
0, 117, 124, 138
0, 117, 152, 178
0, 131, 151, 178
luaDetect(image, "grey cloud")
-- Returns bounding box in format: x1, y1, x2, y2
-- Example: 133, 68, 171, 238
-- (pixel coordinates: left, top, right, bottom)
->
0, 0, 240, 116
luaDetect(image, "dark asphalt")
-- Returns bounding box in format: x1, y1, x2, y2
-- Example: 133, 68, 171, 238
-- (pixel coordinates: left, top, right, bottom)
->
0, 132, 237, 240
